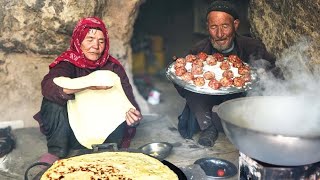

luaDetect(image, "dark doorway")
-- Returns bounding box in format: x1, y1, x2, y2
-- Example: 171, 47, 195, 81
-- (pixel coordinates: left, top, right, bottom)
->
131, 0, 250, 77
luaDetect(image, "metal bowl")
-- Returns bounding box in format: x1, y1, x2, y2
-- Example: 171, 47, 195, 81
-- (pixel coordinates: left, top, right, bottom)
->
194, 157, 238, 179
138, 142, 173, 160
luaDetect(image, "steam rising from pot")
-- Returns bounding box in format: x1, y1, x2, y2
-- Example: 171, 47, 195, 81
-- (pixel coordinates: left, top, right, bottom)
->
235, 38, 320, 136
248, 39, 320, 97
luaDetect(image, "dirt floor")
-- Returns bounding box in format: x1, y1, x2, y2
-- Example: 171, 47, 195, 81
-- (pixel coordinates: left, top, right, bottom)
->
0, 76, 239, 180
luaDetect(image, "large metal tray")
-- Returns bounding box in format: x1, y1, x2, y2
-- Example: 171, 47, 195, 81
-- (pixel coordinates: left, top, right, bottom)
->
166, 61, 258, 95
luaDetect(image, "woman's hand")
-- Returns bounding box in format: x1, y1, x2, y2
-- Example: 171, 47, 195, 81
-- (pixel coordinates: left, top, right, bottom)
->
125, 108, 142, 127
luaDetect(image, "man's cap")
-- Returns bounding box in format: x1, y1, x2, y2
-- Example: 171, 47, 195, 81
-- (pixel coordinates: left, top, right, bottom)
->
206, 0, 239, 20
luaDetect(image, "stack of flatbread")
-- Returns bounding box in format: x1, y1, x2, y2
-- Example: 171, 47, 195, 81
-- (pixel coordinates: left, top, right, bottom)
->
41, 151, 178, 180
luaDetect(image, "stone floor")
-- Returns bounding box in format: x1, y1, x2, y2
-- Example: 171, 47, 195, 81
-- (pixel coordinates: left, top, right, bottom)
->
0, 76, 239, 180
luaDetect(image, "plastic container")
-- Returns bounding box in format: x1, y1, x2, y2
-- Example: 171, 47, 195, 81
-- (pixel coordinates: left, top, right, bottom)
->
147, 89, 161, 105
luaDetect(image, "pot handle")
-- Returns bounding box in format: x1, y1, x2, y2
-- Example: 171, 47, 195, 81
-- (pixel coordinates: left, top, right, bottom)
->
24, 162, 51, 180
92, 143, 118, 152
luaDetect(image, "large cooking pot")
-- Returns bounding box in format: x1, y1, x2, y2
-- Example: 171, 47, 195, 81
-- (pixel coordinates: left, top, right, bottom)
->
216, 96, 320, 166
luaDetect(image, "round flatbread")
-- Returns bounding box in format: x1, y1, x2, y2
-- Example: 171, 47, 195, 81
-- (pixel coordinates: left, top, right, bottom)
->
53, 70, 135, 149
41, 152, 178, 180
53, 70, 116, 89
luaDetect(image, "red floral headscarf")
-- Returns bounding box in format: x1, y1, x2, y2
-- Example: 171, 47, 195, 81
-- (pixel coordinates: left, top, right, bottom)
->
49, 17, 121, 69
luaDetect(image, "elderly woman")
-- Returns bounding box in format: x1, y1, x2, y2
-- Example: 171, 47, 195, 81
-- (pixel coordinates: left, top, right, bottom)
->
33, 17, 142, 164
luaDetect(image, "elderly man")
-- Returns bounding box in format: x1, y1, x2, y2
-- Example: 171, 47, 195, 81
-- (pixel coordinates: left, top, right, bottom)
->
174, 1, 279, 147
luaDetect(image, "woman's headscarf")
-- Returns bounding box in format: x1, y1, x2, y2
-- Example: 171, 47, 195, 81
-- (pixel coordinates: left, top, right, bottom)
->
49, 17, 121, 69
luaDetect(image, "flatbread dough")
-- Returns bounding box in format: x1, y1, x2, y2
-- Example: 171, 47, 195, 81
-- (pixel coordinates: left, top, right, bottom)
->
53, 70, 116, 89
53, 70, 135, 149
41, 152, 179, 180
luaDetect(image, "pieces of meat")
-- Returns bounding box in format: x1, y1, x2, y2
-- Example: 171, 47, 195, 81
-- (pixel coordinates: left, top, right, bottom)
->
208, 79, 222, 90
192, 59, 204, 67
238, 65, 250, 75
233, 77, 245, 87
213, 53, 225, 62
174, 67, 187, 76
232, 61, 243, 68
191, 65, 203, 75
174, 62, 185, 69
181, 72, 194, 82
228, 55, 242, 64
222, 70, 234, 79
197, 52, 208, 60
185, 54, 197, 62
241, 73, 251, 82
220, 61, 231, 70
203, 71, 215, 80
175, 57, 186, 64
193, 77, 205, 87
206, 55, 218, 66
220, 77, 233, 87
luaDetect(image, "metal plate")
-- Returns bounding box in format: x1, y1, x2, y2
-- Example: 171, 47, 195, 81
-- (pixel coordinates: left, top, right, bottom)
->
26, 145, 186, 180
194, 157, 238, 179
166, 61, 258, 95
138, 142, 173, 161
27, 160, 187, 180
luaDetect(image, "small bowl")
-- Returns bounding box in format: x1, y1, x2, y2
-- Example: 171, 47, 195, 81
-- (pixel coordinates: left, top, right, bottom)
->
138, 142, 173, 160
194, 157, 238, 179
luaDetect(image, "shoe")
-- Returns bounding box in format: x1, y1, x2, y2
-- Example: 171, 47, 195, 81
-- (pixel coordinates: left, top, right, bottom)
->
38, 153, 59, 165
198, 126, 219, 147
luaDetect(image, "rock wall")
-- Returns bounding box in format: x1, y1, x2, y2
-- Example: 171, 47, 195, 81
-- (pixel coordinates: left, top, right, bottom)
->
249, 0, 320, 73
0, 0, 148, 127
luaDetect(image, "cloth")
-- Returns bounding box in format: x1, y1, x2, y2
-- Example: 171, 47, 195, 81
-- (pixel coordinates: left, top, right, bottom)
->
206, 1, 239, 19
175, 34, 278, 135
49, 17, 120, 69
177, 104, 199, 139
34, 17, 140, 155
37, 98, 126, 158
0, 126, 15, 157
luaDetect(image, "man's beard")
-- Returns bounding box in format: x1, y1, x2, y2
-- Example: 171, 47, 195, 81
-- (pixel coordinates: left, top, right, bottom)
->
210, 34, 236, 52
211, 39, 231, 52
213, 43, 228, 51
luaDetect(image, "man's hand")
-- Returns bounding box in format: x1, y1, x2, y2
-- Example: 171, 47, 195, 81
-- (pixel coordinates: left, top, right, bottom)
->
125, 108, 142, 127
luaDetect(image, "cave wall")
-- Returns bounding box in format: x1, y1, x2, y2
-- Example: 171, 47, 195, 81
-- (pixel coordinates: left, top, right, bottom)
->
0, 0, 148, 128
249, 0, 320, 72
